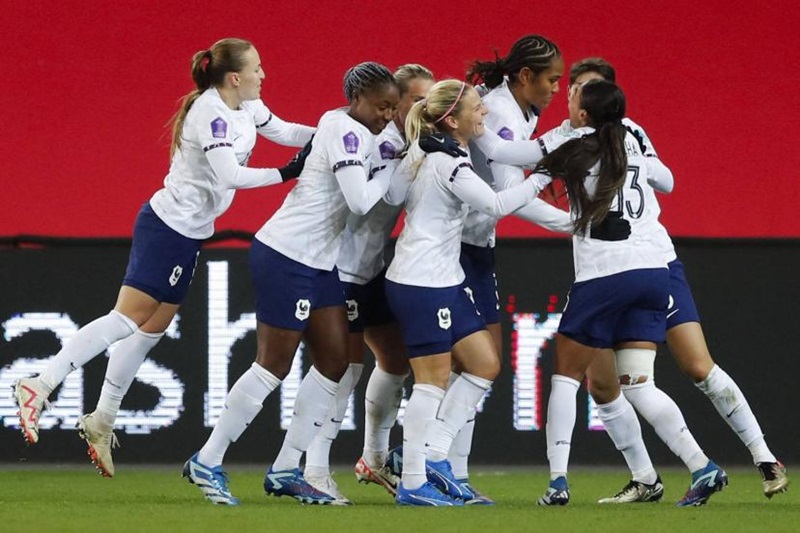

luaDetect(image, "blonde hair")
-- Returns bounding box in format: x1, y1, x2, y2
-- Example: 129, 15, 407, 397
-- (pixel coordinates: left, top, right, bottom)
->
168, 38, 254, 157
404, 79, 470, 143
393, 64, 434, 95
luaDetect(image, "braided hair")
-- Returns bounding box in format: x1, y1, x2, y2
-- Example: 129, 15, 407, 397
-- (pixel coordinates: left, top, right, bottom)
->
343, 62, 396, 102
468, 34, 560, 89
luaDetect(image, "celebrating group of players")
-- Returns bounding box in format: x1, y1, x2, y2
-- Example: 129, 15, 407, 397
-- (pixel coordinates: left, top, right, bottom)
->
13, 34, 788, 507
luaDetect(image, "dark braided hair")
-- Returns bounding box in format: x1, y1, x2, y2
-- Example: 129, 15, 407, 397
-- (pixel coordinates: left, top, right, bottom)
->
468, 34, 560, 89
343, 62, 397, 102
533, 80, 628, 236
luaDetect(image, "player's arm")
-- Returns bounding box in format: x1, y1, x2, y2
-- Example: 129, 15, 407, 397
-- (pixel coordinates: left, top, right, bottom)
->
624, 117, 673, 193
249, 100, 315, 147
491, 162, 572, 233
335, 162, 391, 215
449, 161, 551, 218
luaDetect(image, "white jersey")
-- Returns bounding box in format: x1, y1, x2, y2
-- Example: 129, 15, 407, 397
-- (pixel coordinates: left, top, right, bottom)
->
150, 88, 314, 239
386, 145, 550, 288
463, 80, 572, 247
336, 120, 404, 284
256, 108, 380, 270
572, 129, 672, 282
556, 118, 677, 267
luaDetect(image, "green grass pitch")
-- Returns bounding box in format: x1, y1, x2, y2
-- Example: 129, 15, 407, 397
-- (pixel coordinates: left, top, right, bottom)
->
0, 465, 796, 532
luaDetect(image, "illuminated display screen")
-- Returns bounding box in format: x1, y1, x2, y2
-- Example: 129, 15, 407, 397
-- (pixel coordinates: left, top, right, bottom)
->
1, 244, 796, 466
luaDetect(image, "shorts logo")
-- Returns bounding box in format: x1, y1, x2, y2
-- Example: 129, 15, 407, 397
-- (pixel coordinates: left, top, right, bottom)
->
437, 307, 452, 330
211, 117, 228, 139
295, 299, 311, 321
667, 294, 675, 309
346, 299, 359, 322
343, 131, 359, 154
169, 265, 183, 287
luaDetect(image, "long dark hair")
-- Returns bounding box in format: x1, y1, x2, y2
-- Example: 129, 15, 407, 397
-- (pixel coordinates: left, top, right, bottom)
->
534, 80, 628, 235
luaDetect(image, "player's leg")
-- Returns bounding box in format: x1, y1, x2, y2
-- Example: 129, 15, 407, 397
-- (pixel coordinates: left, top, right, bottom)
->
266, 301, 348, 505
615, 343, 728, 506
78, 302, 178, 477
15, 203, 198, 445
665, 259, 787, 497
537, 333, 597, 506
587, 350, 663, 504
304, 328, 364, 504
447, 247, 500, 502
385, 279, 463, 506
356, 321, 408, 494
14, 287, 150, 445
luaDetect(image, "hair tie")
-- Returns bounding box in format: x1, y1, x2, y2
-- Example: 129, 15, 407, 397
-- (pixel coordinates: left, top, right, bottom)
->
200, 50, 212, 72
434, 81, 467, 124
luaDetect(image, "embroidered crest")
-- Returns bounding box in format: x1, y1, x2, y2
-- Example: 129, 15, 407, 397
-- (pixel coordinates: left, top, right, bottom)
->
295, 299, 311, 321
343, 131, 359, 154
346, 299, 359, 322
437, 307, 452, 330
379, 140, 397, 160
497, 126, 514, 141
211, 117, 228, 139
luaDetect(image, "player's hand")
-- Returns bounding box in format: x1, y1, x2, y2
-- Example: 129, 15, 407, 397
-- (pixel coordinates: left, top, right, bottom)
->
625, 125, 648, 155
279, 135, 314, 181
418, 132, 467, 158
538, 126, 584, 154
589, 211, 631, 241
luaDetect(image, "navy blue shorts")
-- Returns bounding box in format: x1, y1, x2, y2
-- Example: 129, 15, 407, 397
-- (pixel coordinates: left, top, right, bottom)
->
460, 243, 500, 324
343, 270, 396, 333
558, 268, 670, 348
249, 240, 345, 330
666, 259, 701, 329
385, 279, 486, 357
123, 202, 203, 304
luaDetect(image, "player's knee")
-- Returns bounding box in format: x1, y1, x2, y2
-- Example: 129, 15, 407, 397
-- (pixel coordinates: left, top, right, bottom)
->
615, 348, 656, 390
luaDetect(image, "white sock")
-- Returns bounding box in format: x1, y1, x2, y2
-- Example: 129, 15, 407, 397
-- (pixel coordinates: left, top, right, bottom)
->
362, 366, 407, 467
38, 311, 137, 394
546, 375, 580, 480
272, 366, 338, 472
623, 381, 708, 473
402, 384, 444, 490
448, 412, 475, 481
94, 330, 164, 430
198, 363, 281, 466
596, 394, 658, 484
696, 365, 776, 464
426, 373, 492, 463
305, 363, 364, 476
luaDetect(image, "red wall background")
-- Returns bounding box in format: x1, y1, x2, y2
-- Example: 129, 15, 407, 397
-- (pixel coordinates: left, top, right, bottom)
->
5, 1, 799, 238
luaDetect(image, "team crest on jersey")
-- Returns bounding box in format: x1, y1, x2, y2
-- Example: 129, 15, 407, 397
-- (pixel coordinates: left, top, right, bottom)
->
497, 127, 514, 140
343, 131, 359, 154
169, 265, 183, 287
346, 299, 359, 322
379, 140, 397, 160
437, 307, 452, 330
295, 299, 311, 321
211, 117, 228, 139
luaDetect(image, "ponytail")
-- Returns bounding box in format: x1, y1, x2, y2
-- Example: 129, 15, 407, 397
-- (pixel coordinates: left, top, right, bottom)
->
534, 80, 628, 235
167, 38, 253, 157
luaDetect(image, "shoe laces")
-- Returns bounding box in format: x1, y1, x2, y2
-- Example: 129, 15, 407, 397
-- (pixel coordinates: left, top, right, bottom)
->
614, 480, 641, 498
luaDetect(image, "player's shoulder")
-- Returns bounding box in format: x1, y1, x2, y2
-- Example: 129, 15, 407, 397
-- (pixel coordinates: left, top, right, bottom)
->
240, 98, 271, 117
429, 150, 474, 181
375, 121, 405, 160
